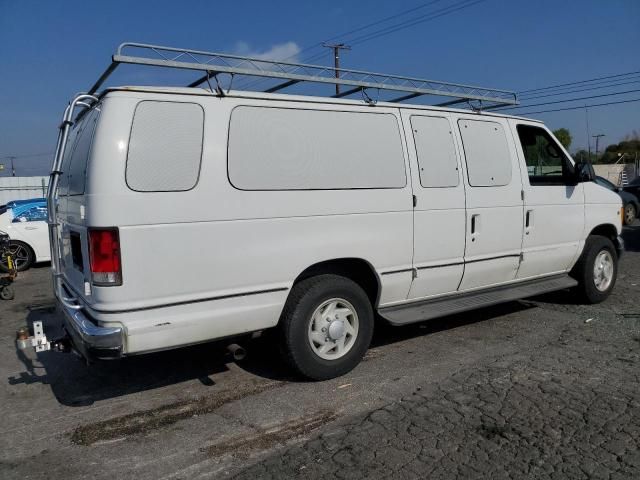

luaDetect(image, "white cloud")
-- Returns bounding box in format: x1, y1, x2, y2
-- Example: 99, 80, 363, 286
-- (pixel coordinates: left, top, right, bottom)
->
233, 41, 301, 62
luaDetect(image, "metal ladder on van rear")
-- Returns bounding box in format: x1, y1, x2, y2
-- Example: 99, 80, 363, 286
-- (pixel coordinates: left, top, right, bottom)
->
47, 93, 99, 310
85, 42, 518, 109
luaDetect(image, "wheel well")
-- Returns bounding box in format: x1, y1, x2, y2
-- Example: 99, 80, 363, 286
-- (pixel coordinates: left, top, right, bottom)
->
293, 258, 381, 307
589, 224, 617, 243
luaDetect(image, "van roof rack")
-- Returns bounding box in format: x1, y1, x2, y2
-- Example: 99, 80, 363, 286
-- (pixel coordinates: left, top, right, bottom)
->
89, 42, 518, 109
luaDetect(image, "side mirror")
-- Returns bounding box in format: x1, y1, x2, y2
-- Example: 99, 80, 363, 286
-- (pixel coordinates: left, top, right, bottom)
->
574, 161, 594, 183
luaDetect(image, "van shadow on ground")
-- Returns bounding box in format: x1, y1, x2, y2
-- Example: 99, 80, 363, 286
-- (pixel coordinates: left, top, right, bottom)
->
7, 300, 533, 407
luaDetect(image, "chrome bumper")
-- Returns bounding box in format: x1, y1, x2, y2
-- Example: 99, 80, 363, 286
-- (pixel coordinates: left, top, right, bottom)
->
57, 286, 124, 360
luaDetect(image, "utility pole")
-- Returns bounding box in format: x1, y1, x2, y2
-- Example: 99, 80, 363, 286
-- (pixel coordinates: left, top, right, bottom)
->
8, 156, 16, 177
592, 134, 605, 158
585, 105, 591, 159
323, 43, 351, 95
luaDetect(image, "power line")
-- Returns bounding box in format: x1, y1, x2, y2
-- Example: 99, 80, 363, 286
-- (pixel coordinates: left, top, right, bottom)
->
0, 152, 53, 160
519, 77, 640, 101
518, 70, 640, 95
301, 0, 484, 63
514, 97, 640, 116
347, 0, 486, 47
501, 88, 640, 111
287, 0, 446, 62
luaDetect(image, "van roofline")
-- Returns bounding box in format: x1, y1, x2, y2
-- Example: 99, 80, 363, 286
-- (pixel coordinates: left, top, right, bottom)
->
102, 85, 542, 123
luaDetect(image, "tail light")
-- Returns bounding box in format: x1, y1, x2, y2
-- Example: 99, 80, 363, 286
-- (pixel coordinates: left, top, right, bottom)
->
88, 228, 122, 286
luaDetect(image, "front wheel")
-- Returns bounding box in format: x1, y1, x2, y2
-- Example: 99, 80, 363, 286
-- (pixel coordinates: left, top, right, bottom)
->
571, 235, 618, 304
279, 274, 374, 380
623, 203, 636, 225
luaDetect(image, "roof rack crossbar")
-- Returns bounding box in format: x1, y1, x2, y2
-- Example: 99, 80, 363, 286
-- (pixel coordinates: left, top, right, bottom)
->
389, 92, 424, 103
265, 79, 301, 93
332, 86, 364, 98
89, 42, 518, 108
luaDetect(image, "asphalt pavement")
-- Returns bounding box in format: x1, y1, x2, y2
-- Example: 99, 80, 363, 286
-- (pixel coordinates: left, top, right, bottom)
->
1, 222, 638, 479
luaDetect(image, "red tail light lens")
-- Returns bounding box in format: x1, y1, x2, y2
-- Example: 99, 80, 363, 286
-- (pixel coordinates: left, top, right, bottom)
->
88, 228, 122, 286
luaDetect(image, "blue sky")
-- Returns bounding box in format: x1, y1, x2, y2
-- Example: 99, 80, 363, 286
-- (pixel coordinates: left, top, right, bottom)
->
1, 0, 638, 176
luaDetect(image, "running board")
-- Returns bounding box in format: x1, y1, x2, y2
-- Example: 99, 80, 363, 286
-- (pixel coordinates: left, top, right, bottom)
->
378, 274, 578, 325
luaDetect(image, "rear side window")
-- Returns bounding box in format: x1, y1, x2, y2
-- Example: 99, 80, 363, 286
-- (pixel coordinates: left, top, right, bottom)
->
228, 106, 406, 190
126, 101, 204, 192
59, 109, 99, 196
410, 115, 459, 188
458, 119, 512, 187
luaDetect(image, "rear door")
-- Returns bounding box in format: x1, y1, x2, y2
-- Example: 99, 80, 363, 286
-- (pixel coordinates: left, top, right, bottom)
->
402, 110, 466, 300
455, 116, 524, 290
56, 108, 100, 295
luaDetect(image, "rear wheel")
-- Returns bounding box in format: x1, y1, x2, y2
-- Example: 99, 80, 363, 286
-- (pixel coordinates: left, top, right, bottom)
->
623, 203, 636, 225
0, 241, 34, 272
279, 274, 374, 380
571, 235, 618, 304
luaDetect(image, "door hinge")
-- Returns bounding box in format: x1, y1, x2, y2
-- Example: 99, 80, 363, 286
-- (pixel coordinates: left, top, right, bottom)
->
412, 267, 418, 279
412, 195, 417, 208
519, 252, 524, 263
521, 189, 525, 201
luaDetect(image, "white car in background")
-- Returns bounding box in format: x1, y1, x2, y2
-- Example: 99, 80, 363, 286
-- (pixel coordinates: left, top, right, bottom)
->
0, 200, 50, 271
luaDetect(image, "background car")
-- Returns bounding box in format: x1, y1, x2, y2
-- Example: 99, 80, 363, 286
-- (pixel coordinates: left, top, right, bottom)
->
622, 176, 640, 201
594, 176, 639, 225
0, 199, 50, 272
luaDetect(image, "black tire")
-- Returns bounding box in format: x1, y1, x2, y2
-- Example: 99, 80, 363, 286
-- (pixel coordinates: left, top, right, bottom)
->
623, 203, 636, 226
279, 274, 374, 381
0, 286, 15, 300
570, 235, 618, 304
0, 241, 34, 273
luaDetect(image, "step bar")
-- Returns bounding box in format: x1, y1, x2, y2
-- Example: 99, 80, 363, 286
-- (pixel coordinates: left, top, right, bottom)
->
378, 274, 578, 325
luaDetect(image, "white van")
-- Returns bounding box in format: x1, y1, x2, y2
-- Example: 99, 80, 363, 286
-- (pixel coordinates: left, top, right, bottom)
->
44, 44, 624, 380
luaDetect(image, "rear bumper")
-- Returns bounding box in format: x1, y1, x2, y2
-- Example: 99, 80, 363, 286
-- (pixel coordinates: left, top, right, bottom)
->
59, 298, 124, 361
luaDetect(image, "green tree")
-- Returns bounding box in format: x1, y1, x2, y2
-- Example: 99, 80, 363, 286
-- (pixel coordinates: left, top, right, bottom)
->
552, 128, 572, 149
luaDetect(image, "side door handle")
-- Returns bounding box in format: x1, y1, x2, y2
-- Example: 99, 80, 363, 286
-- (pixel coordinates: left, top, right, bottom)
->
525, 209, 534, 235
25, 226, 39, 230
471, 214, 480, 241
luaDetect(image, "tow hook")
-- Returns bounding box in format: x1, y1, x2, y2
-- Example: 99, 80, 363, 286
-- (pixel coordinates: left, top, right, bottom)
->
16, 322, 71, 353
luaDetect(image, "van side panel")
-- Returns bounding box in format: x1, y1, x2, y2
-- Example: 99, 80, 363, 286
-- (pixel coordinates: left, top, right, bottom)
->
78, 93, 414, 352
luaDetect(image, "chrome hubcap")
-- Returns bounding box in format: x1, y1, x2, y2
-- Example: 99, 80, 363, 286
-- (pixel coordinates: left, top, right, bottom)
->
593, 250, 614, 292
308, 298, 359, 360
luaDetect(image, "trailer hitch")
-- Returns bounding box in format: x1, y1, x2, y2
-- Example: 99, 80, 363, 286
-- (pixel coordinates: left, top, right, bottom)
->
16, 322, 71, 353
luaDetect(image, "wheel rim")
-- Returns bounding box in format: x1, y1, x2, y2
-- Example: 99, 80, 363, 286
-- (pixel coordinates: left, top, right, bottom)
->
2, 244, 29, 269
308, 298, 359, 361
593, 250, 614, 292
625, 205, 635, 224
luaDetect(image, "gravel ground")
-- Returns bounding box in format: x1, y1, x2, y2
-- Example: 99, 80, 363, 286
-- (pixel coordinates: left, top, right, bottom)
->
0, 222, 638, 479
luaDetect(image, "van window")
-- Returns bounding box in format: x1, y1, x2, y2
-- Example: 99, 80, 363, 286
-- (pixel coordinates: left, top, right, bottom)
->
228, 106, 406, 190
458, 119, 512, 187
410, 115, 459, 188
59, 109, 99, 196
126, 101, 204, 192
516, 125, 575, 186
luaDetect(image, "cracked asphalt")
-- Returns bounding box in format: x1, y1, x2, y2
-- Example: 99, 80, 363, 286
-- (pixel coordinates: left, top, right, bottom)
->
1, 221, 638, 479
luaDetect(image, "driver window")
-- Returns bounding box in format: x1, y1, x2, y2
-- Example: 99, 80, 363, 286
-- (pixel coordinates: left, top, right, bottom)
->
516, 125, 574, 186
